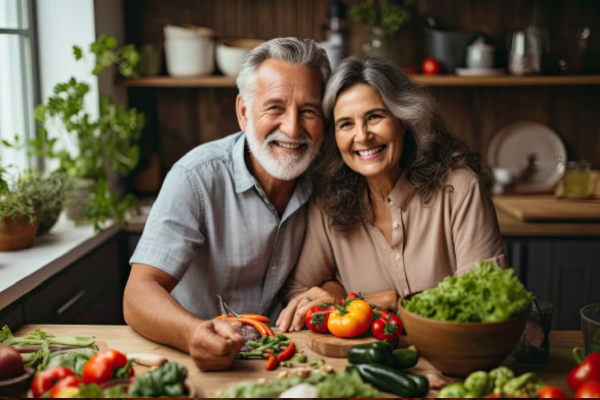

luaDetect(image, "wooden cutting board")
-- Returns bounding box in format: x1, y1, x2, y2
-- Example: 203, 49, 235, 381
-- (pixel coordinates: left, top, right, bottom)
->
305, 332, 411, 358
494, 196, 600, 222
305, 331, 380, 358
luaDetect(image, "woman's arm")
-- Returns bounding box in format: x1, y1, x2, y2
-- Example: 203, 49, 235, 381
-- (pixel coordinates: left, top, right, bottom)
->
363, 290, 399, 311
277, 203, 339, 332
452, 177, 507, 274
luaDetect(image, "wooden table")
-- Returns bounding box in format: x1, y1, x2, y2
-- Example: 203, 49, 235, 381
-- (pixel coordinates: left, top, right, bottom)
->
17, 325, 584, 398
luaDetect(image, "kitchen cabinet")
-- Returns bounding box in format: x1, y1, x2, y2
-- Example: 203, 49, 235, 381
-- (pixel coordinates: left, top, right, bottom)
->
505, 237, 600, 331
0, 303, 24, 331
23, 238, 124, 325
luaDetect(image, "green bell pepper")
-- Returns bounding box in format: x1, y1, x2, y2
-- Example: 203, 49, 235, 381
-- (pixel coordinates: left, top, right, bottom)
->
347, 342, 418, 369
437, 383, 474, 398
464, 371, 493, 397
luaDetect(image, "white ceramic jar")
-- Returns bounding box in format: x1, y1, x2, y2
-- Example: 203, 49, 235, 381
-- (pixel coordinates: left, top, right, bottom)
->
466, 37, 495, 69
164, 25, 215, 77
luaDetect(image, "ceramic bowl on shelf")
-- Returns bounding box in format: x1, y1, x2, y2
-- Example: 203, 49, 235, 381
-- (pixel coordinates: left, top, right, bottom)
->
164, 24, 215, 78
216, 39, 264, 77
398, 293, 529, 378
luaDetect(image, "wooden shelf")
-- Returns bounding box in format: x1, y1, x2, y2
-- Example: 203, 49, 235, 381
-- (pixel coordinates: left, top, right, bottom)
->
120, 74, 600, 88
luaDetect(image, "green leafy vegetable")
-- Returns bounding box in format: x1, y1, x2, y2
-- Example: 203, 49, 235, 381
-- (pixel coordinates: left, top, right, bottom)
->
402, 261, 533, 323
217, 369, 381, 398
128, 362, 188, 398
46, 348, 96, 376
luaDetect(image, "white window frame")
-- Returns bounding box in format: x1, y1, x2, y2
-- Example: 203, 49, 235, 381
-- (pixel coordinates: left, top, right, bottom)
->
0, 0, 41, 170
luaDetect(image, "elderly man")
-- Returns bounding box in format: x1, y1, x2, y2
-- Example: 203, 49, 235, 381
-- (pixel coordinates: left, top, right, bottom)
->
124, 38, 344, 372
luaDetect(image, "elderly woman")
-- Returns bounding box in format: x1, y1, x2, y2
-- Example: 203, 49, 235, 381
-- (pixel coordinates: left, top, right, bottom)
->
277, 56, 506, 332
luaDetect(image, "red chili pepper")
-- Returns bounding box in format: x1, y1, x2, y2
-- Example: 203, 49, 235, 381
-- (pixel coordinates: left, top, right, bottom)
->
483, 395, 500, 398
277, 342, 296, 362
567, 348, 600, 393
82, 349, 135, 385
265, 355, 279, 371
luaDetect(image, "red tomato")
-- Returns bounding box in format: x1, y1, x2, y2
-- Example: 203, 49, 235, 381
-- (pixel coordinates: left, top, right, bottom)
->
32, 366, 76, 398
371, 312, 403, 341
576, 381, 600, 398
305, 306, 332, 333
82, 349, 134, 385
537, 386, 569, 398
50, 375, 82, 398
422, 58, 441, 75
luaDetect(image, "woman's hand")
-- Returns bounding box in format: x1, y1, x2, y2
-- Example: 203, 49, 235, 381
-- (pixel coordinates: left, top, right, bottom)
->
277, 286, 339, 333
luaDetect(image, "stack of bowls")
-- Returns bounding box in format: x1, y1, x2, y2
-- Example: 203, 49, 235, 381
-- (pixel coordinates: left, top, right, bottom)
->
164, 24, 215, 77
216, 39, 264, 77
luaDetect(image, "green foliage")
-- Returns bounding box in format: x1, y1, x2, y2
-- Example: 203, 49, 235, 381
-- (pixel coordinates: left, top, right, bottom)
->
16, 171, 65, 235
350, 0, 414, 34
0, 164, 39, 228
402, 261, 534, 323
29, 35, 144, 232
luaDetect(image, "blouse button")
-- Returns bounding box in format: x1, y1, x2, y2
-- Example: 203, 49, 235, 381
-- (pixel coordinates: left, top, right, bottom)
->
395, 254, 402, 261
393, 222, 400, 229
388, 198, 394, 205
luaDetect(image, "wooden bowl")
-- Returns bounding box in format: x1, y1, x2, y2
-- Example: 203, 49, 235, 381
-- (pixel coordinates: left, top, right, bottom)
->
0, 367, 36, 397
398, 293, 529, 378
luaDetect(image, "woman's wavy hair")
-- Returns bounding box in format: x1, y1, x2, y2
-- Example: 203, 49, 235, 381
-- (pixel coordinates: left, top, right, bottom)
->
313, 56, 481, 233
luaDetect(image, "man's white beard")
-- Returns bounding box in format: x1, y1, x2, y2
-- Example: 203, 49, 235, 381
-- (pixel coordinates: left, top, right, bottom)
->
245, 115, 320, 181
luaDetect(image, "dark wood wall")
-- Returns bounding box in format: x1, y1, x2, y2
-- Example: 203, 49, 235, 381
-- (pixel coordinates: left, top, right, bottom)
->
123, 0, 600, 194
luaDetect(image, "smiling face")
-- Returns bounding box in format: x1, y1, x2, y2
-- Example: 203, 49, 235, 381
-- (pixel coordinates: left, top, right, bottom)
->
237, 59, 325, 181
333, 83, 405, 179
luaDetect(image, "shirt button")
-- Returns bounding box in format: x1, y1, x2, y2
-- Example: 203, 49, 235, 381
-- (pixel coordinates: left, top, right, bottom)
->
271, 265, 276, 270
388, 198, 394, 205
395, 254, 402, 261
393, 222, 400, 229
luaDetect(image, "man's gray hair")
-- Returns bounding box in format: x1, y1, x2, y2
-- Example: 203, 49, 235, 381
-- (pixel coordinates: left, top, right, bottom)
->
236, 37, 332, 108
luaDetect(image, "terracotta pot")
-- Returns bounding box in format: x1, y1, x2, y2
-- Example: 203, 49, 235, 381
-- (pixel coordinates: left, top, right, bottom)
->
0, 216, 39, 251
398, 293, 529, 378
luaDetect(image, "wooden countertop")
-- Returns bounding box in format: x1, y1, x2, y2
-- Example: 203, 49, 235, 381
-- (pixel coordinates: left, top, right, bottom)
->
17, 325, 584, 398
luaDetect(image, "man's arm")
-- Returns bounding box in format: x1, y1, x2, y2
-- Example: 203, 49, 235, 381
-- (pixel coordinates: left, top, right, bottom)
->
124, 263, 244, 371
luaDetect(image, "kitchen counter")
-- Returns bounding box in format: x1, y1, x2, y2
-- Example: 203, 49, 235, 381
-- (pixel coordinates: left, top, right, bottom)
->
16, 325, 583, 397
0, 216, 120, 310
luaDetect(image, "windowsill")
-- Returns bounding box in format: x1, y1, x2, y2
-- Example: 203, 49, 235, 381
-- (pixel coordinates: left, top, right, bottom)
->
0, 214, 120, 310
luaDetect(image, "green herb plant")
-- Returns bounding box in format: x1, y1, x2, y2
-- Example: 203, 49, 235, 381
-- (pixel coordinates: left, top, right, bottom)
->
25, 34, 144, 231
0, 161, 39, 228
350, 0, 414, 35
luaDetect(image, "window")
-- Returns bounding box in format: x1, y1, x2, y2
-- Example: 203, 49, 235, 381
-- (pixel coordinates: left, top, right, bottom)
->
0, 0, 39, 170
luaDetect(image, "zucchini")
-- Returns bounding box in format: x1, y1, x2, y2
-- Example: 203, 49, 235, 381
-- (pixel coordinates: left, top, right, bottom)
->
354, 363, 429, 398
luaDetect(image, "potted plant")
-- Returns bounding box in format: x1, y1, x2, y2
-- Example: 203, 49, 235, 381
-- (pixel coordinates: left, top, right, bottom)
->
0, 165, 40, 250
16, 172, 65, 236
25, 35, 144, 232
350, 0, 414, 59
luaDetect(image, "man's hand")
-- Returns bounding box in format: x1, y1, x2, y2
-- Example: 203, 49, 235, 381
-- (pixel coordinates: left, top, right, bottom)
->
188, 319, 244, 372
277, 286, 338, 333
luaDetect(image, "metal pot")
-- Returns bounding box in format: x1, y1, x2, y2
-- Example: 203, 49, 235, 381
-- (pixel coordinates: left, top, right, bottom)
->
425, 27, 479, 72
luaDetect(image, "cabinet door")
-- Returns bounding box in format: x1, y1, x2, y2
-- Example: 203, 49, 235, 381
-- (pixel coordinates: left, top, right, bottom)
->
525, 239, 600, 330
0, 303, 24, 331
23, 239, 123, 325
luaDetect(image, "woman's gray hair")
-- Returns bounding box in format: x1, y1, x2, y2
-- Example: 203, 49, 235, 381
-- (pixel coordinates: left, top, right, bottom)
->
236, 37, 332, 108
314, 56, 481, 233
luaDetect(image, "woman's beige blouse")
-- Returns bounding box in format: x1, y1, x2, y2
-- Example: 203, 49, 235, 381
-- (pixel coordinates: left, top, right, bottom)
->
283, 168, 507, 302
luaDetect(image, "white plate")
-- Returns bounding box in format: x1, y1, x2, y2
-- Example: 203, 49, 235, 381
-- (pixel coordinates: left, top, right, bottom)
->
488, 121, 566, 193
456, 68, 506, 76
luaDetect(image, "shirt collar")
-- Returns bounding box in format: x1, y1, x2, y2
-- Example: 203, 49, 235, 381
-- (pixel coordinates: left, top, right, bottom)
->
388, 171, 417, 211
232, 132, 314, 206
233, 132, 256, 194
364, 171, 416, 216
